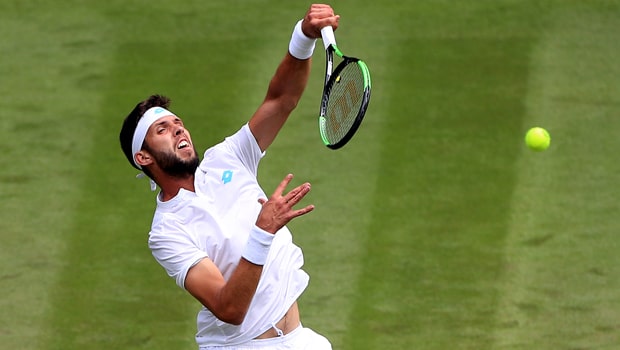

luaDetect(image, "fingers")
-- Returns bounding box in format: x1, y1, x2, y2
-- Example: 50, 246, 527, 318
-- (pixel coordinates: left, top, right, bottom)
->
272, 173, 294, 198
283, 181, 311, 205
255, 174, 314, 233
302, 4, 340, 37
309, 3, 335, 18
257, 176, 312, 211
292, 203, 315, 217
268, 173, 311, 207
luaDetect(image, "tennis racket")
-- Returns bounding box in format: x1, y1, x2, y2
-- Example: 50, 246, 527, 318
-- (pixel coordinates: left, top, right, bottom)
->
318, 26, 372, 149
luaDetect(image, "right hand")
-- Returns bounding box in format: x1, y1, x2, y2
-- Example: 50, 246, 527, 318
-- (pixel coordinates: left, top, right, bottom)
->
256, 174, 315, 233
301, 4, 340, 39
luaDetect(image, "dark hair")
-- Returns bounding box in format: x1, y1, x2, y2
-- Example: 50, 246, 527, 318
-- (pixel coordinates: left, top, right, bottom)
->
119, 94, 172, 170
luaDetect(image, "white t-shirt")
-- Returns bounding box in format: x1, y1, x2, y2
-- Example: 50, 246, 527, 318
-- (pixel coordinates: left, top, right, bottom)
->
148, 124, 309, 346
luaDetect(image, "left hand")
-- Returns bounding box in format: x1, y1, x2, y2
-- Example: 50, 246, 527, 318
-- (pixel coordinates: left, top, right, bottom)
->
255, 174, 315, 234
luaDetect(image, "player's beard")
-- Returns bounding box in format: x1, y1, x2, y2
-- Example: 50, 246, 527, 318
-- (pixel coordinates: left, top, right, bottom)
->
150, 146, 200, 178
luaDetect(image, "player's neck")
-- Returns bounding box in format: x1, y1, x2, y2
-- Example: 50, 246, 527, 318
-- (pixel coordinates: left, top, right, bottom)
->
159, 176, 196, 202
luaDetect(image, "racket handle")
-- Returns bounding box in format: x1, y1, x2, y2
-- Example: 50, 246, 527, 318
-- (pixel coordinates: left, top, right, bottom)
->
321, 26, 337, 50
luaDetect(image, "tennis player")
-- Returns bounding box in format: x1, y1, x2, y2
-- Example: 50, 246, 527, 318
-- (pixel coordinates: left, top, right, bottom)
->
119, 4, 338, 350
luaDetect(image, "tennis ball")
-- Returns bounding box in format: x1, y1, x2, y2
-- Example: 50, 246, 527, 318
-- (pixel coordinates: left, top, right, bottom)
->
525, 127, 550, 151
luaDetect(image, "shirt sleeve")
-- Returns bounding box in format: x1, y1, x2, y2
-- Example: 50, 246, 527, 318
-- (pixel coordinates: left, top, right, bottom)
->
222, 123, 265, 176
148, 215, 209, 290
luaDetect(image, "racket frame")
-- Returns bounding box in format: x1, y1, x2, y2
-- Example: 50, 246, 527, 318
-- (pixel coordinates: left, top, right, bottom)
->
318, 26, 372, 149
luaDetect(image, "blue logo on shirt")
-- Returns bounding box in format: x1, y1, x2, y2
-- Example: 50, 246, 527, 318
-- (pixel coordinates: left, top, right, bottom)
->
222, 170, 233, 184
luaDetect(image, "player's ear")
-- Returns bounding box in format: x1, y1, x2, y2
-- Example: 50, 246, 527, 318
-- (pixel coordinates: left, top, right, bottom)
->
134, 150, 153, 167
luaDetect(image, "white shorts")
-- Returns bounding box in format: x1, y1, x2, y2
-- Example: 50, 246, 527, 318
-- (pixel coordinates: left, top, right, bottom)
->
200, 325, 332, 350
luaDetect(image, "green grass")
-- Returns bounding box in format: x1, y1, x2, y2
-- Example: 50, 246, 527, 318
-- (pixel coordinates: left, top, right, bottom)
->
1, 1, 620, 349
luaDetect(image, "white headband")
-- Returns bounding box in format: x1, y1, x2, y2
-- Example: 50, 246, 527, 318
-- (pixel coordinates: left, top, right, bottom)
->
131, 106, 176, 169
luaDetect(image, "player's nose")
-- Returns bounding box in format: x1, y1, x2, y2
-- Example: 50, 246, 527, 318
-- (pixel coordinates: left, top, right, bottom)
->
174, 125, 186, 136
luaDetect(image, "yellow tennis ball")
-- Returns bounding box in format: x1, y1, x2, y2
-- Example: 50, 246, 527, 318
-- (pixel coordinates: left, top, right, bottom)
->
525, 127, 551, 151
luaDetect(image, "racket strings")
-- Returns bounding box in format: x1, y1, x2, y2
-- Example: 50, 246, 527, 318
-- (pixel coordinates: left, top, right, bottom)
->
324, 64, 365, 142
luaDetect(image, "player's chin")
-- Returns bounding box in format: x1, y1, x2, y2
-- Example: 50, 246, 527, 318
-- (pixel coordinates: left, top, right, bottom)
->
168, 155, 200, 177
182, 153, 200, 167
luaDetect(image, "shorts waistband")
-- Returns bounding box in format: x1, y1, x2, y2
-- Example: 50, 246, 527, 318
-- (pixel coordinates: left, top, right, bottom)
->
248, 324, 303, 345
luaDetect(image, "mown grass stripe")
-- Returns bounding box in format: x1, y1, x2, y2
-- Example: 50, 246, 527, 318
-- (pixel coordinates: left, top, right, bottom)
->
0, 3, 113, 349
494, 5, 620, 349
343, 34, 530, 349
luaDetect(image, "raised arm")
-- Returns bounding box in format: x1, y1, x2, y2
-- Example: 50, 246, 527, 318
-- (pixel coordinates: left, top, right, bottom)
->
248, 4, 340, 152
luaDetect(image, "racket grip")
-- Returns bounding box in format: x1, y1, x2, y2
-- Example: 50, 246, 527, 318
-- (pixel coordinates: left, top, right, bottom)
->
321, 26, 337, 50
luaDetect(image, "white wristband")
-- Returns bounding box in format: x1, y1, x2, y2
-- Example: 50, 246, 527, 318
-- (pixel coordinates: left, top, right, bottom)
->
288, 19, 316, 60
242, 226, 275, 265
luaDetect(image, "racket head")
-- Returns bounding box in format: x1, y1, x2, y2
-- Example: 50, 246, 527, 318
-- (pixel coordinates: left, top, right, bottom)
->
319, 57, 371, 149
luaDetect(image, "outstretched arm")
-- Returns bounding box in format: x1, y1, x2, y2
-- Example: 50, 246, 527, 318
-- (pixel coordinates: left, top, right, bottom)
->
249, 4, 340, 152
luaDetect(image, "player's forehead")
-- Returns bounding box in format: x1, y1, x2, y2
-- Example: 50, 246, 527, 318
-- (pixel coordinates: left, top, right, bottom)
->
148, 114, 183, 128
144, 115, 184, 139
